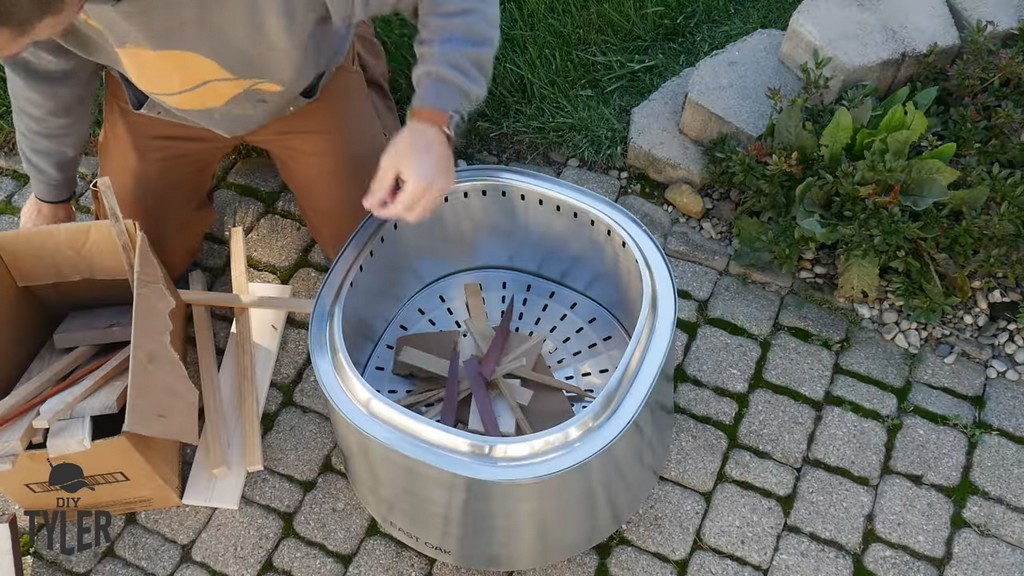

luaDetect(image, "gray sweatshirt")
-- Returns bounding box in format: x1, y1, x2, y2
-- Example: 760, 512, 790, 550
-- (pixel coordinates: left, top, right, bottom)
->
0, 0, 500, 203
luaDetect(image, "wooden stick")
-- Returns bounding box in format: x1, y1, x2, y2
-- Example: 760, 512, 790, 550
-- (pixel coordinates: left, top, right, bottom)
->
494, 376, 532, 434
509, 366, 595, 399
230, 227, 262, 471
32, 346, 130, 428
0, 349, 117, 429
189, 271, 228, 475
0, 345, 101, 421
94, 177, 135, 290
68, 370, 129, 418
424, 386, 473, 420
178, 290, 314, 314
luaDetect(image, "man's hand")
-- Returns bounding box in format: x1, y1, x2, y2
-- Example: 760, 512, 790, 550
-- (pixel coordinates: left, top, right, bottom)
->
19, 194, 76, 228
363, 117, 454, 223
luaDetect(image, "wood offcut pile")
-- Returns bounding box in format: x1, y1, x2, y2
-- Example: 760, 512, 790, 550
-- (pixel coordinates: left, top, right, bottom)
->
390, 283, 595, 436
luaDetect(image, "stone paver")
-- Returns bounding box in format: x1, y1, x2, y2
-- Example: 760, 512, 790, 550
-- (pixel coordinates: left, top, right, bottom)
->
675, 381, 738, 425
723, 449, 797, 497
777, 294, 848, 343
0, 214, 19, 232
682, 29, 803, 146
962, 495, 1024, 550
686, 551, 762, 576
838, 328, 910, 389
683, 325, 762, 393
308, 244, 330, 268
661, 414, 728, 493
889, 415, 969, 488
242, 469, 306, 513
945, 528, 1024, 576
606, 546, 675, 576
621, 479, 706, 561
911, 349, 986, 397
228, 157, 284, 192
666, 221, 730, 272
862, 543, 938, 576
787, 466, 874, 553
829, 375, 898, 417
136, 505, 213, 546
190, 500, 283, 576
272, 538, 346, 576
626, 67, 707, 186
274, 190, 301, 218
808, 406, 887, 483
92, 557, 148, 576
907, 382, 977, 424
671, 329, 689, 369
210, 188, 266, 240
35, 513, 126, 574
872, 475, 952, 559
706, 275, 782, 337
981, 378, 1024, 438
779, 0, 961, 101
294, 367, 331, 415
559, 167, 621, 201
347, 536, 430, 576
263, 406, 335, 481
699, 483, 785, 569
617, 195, 672, 246
670, 257, 720, 301
0, 175, 23, 200
677, 297, 700, 323
738, 389, 818, 468
294, 473, 372, 556
112, 525, 183, 576
763, 332, 835, 401
273, 324, 311, 384
970, 434, 1024, 509
511, 550, 599, 576
246, 214, 312, 270
766, 532, 853, 576
287, 267, 325, 323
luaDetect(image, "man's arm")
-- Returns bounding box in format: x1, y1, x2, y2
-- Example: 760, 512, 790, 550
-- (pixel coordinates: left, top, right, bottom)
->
2, 39, 100, 204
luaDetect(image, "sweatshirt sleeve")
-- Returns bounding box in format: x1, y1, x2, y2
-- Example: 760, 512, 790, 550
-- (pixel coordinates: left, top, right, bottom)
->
1, 40, 100, 203
405, 0, 500, 120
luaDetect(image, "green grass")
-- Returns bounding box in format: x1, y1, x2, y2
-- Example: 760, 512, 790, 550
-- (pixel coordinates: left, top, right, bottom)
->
0, 1, 801, 167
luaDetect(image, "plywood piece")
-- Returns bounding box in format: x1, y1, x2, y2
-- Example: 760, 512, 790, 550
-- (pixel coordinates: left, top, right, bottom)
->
468, 390, 515, 436
393, 331, 460, 377
181, 282, 290, 509
46, 417, 92, 457
229, 227, 262, 471
0, 345, 99, 420
189, 271, 227, 475
68, 370, 129, 418
52, 305, 132, 349
33, 347, 130, 428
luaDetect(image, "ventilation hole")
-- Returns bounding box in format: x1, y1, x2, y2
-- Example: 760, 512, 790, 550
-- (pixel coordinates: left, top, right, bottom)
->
439, 294, 447, 303
380, 235, 385, 244
444, 196, 449, 203
541, 303, 549, 312
559, 313, 568, 321
501, 294, 507, 304
521, 297, 529, 307
585, 389, 595, 394
481, 189, 487, 196
393, 222, 398, 230
463, 191, 469, 199
514, 326, 521, 333
557, 358, 566, 364
549, 325, 558, 333
570, 302, 578, 310
349, 280, 354, 288
581, 372, 592, 378
517, 311, 524, 321
573, 211, 578, 219
399, 324, 409, 331
588, 342, 598, 349
562, 336, 571, 344
502, 280, 508, 290
621, 240, 626, 248
588, 317, 597, 324
501, 189, 507, 197
590, 219, 595, 226
454, 319, 463, 329
538, 198, 544, 206
520, 193, 526, 201
358, 264, 363, 273
417, 308, 426, 315
387, 389, 397, 394
581, 405, 588, 410
375, 366, 385, 372
572, 350, 582, 357
565, 375, 574, 381
602, 335, 613, 342
462, 332, 469, 338
534, 317, 542, 326
548, 290, 556, 299
598, 368, 609, 374
385, 344, 395, 350
428, 318, 437, 327
576, 327, 585, 334
606, 229, 611, 237
369, 249, 374, 258
446, 307, 454, 316
556, 205, 561, 212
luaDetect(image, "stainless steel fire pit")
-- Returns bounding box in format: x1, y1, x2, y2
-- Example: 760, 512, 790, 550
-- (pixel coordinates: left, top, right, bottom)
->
308, 165, 678, 572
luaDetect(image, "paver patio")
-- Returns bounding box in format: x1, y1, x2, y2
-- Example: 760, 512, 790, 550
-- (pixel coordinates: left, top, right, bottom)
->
3, 156, 1024, 576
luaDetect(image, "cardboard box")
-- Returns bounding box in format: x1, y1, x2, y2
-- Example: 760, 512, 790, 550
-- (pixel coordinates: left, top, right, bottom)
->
0, 219, 199, 515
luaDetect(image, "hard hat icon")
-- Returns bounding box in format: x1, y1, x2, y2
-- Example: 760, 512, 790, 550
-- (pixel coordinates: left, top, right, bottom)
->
48, 462, 95, 494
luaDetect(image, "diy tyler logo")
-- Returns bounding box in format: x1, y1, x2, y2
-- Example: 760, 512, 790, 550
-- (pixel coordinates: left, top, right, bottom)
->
23, 459, 130, 555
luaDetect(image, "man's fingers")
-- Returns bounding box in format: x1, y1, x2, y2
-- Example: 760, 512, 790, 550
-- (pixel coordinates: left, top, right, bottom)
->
364, 158, 401, 213
373, 178, 426, 220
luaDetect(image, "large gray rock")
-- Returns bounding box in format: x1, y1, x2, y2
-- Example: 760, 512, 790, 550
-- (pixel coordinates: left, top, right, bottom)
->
681, 29, 803, 146
946, 0, 1024, 39
626, 68, 707, 186
780, 0, 962, 101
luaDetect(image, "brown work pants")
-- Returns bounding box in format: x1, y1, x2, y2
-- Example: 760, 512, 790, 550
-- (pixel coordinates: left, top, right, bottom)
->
94, 22, 402, 281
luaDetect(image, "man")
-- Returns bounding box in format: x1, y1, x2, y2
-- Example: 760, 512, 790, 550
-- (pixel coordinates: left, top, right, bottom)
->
0, 0, 500, 279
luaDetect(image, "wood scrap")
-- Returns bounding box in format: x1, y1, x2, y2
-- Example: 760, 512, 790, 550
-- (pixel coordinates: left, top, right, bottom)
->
178, 290, 314, 313
0, 348, 115, 429
68, 369, 129, 418
229, 226, 262, 472
52, 305, 132, 349
189, 270, 228, 476
0, 345, 100, 421
46, 417, 92, 457
181, 282, 291, 509
32, 346, 130, 429
0, 342, 67, 455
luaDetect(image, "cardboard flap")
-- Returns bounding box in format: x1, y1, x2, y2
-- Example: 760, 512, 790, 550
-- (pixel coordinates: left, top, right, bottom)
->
0, 221, 139, 287
123, 231, 199, 445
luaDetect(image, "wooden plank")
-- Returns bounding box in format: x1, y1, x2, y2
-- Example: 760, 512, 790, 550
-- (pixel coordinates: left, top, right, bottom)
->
229, 227, 262, 472
0, 342, 67, 455
0, 457, 15, 472
181, 283, 290, 509
32, 347, 130, 429
178, 290, 314, 313
68, 370, 129, 418
46, 417, 92, 457
52, 305, 132, 349
0, 349, 115, 430
94, 176, 136, 291
1, 514, 24, 576
0, 345, 100, 420
189, 271, 228, 476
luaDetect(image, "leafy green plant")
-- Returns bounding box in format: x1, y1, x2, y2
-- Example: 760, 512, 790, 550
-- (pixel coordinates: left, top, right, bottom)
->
707, 29, 1024, 323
